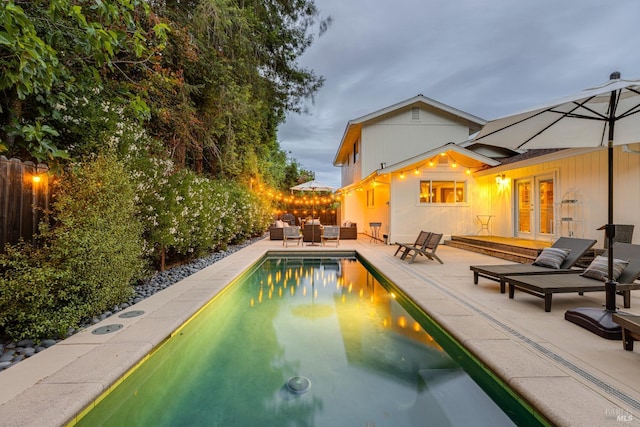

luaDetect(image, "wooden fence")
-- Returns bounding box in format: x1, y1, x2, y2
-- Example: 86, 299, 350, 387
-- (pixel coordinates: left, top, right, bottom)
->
0, 156, 51, 250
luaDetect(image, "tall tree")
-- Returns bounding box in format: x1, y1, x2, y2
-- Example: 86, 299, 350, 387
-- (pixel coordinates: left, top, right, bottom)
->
0, 1, 168, 162
0, 0, 328, 191
147, 0, 325, 181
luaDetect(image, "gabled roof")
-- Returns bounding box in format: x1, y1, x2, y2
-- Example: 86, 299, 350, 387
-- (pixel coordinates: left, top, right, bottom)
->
333, 95, 487, 166
337, 142, 499, 193
382, 142, 500, 173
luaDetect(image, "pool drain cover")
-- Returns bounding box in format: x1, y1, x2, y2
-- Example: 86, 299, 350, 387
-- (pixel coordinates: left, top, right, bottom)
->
286, 376, 311, 394
119, 310, 145, 318
92, 324, 123, 335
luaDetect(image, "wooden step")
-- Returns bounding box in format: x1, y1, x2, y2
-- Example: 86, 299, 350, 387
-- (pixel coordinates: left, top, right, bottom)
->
444, 238, 541, 263
449, 236, 544, 256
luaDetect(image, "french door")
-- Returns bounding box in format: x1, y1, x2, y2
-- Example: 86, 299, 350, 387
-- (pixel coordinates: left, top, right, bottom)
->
515, 175, 555, 239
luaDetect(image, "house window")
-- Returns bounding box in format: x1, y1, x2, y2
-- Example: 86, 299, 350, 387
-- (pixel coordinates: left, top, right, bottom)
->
353, 141, 359, 163
367, 188, 375, 207
411, 107, 420, 120
419, 180, 466, 204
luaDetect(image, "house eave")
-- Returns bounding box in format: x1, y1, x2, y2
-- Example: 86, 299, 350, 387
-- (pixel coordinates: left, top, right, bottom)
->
473, 147, 602, 177
382, 142, 500, 173
333, 94, 486, 166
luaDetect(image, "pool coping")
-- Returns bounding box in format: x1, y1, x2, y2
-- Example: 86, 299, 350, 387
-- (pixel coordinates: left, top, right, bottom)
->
0, 238, 638, 426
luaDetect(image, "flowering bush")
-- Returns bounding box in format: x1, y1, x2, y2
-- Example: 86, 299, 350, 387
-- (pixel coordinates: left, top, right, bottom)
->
142, 169, 272, 265
115, 122, 271, 267
0, 118, 274, 340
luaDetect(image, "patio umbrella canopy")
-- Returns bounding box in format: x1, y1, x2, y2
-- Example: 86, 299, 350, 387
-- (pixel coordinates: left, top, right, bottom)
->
290, 180, 336, 193
290, 180, 335, 245
474, 72, 640, 339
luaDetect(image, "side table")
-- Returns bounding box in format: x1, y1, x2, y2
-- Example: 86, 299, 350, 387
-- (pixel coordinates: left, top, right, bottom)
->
369, 222, 382, 243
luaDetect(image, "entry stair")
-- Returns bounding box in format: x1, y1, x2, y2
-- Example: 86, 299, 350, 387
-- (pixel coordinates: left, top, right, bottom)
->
445, 236, 547, 263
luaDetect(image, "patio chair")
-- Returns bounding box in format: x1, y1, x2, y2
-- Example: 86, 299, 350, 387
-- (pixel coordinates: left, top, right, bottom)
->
470, 237, 597, 293
601, 224, 635, 248
321, 226, 340, 247
401, 233, 443, 264
501, 242, 640, 312
283, 226, 303, 247
393, 231, 430, 257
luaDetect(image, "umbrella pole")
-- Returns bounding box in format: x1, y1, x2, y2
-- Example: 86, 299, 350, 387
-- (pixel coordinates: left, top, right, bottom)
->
565, 82, 622, 339
604, 137, 616, 312
310, 188, 318, 246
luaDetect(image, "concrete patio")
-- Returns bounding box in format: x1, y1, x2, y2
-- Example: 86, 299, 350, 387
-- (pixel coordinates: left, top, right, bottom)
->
0, 236, 639, 426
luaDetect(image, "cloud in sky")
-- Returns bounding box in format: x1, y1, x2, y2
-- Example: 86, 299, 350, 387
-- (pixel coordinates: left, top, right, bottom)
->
277, 0, 640, 188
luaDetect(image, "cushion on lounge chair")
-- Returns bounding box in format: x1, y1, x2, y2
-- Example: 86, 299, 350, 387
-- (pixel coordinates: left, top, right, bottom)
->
580, 255, 629, 281
470, 237, 597, 291
503, 243, 640, 312
532, 247, 571, 269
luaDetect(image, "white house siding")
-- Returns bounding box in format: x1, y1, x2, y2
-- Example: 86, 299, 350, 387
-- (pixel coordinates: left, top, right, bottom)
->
472, 145, 640, 245
339, 184, 390, 238
389, 166, 475, 243
340, 138, 362, 187
340, 191, 364, 228
360, 109, 472, 178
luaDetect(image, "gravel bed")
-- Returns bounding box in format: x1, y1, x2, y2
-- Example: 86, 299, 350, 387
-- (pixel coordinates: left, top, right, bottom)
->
0, 236, 264, 372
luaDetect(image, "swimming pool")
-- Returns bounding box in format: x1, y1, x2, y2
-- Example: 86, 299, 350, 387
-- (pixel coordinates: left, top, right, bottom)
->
73, 254, 545, 426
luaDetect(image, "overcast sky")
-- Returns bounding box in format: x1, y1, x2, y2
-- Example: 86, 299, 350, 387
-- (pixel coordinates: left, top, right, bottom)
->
276, 0, 640, 189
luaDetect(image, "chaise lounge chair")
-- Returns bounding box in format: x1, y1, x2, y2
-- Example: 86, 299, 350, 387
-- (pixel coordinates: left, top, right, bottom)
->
401, 233, 443, 264
393, 231, 430, 258
501, 242, 640, 312
612, 312, 640, 351
470, 237, 597, 293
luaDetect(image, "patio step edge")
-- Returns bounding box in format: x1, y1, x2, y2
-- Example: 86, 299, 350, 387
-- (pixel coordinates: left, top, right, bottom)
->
449, 236, 545, 257
444, 239, 537, 263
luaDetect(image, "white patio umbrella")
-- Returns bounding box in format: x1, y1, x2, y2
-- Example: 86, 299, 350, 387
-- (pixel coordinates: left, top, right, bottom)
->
474, 71, 640, 338
290, 180, 335, 245
290, 180, 336, 193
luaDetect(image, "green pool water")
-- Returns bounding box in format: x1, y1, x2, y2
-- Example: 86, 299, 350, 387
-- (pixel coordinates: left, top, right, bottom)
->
74, 255, 545, 426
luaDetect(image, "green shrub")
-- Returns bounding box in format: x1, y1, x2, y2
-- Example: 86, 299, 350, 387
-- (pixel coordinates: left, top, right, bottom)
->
0, 156, 146, 340
0, 243, 80, 339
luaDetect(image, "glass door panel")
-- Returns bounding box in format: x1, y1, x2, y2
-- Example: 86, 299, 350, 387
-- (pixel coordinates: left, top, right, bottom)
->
538, 178, 554, 235
516, 180, 531, 235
